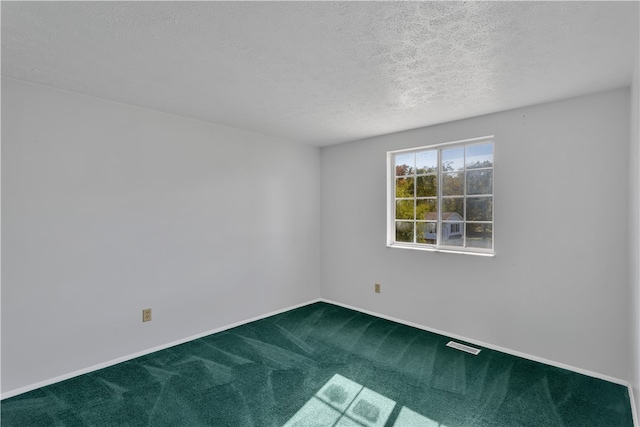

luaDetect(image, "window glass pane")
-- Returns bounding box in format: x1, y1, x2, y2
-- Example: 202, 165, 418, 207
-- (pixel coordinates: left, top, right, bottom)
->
395, 153, 415, 176
442, 147, 464, 171
466, 223, 492, 248
416, 199, 437, 220
442, 198, 464, 219
416, 150, 437, 174
442, 172, 463, 196
416, 222, 437, 244
395, 200, 414, 220
466, 170, 493, 195
416, 175, 437, 197
395, 221, 414, 242
396, 177, 414, 198
467, 197, 492, 221
442, 222, 463, 246
390, 139, 493, 252
466, 143, 493, 169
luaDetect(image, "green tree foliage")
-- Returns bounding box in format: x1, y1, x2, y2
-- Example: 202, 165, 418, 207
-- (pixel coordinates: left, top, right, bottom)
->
394, 155, 492, 245
466, 169, 492, 195
416, 175, 436, 197
395, 176, 414, 198
395, 221, 413, 242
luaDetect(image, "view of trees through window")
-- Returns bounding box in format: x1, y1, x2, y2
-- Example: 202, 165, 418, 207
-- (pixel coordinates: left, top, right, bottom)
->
391, 140, 494, 253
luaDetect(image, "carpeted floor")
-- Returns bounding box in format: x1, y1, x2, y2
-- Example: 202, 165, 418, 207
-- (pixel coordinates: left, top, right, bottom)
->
1, 302, 634, 426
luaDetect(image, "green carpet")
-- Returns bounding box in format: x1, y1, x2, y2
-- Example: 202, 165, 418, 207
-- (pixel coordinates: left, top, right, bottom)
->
1, 302, 633, 426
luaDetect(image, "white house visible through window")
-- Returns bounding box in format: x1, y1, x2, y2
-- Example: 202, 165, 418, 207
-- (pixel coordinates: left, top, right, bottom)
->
387, 136, 494, 255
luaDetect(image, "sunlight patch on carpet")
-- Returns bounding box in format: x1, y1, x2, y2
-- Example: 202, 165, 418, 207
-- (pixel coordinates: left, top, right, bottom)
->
284, 374, 445, 427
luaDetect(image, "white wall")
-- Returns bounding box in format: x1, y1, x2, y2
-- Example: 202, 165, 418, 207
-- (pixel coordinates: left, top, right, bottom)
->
1, 78, 321, 394
321, 88, 631, 380
629, 55, 640, 415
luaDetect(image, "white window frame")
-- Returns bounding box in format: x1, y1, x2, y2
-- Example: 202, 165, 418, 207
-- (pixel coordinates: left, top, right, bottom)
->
386, 136, 495, 256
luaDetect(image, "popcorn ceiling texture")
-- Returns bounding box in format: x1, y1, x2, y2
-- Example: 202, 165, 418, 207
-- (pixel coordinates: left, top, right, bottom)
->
1, 1, 638, 145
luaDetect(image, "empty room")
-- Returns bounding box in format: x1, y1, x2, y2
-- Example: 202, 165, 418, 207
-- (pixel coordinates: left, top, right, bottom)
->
2, 1, 639, 426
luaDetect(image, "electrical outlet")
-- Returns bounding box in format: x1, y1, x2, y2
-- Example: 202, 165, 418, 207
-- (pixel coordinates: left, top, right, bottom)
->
375, 283, 381, 293
142, 308, 152, 322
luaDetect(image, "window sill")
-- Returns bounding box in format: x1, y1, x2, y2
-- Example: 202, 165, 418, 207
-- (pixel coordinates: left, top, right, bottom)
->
386, 243, 495, 257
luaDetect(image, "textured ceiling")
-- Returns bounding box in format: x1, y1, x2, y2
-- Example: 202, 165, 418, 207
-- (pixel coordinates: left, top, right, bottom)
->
2, 1, 638, 146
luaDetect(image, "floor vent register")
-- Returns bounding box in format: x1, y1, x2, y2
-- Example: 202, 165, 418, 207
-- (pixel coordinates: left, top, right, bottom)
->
446, 341, 481, 355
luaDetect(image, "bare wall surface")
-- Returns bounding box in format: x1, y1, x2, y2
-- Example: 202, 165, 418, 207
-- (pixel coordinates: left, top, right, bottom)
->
321, 88, 631, 381
1, 78, 321, 394
629, 56, 640, 415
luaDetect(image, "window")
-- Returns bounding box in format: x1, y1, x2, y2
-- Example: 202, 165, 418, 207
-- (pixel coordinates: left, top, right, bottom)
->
387, 136, 494, 255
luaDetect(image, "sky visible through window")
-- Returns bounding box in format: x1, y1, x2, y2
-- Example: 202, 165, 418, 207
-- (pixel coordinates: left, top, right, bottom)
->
395, 143, 493, 173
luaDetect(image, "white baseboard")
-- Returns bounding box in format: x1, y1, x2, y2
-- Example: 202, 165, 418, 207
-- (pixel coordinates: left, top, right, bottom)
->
320, 298, 630, 387
1, 298, 322, 400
